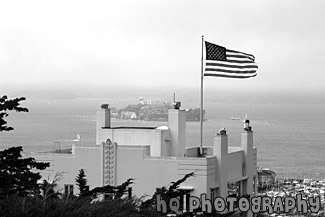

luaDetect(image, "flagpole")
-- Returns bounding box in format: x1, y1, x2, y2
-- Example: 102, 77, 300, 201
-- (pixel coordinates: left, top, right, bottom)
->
200, 35, 204, 155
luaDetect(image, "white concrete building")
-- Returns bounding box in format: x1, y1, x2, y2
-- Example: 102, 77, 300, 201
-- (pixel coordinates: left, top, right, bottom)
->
29, 103, 257, 215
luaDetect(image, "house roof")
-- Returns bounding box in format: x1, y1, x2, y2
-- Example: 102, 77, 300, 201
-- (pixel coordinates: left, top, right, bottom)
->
257, 168, 276, 176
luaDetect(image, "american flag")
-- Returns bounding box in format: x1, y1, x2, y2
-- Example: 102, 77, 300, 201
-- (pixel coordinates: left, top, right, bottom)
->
204, 41, 258, 78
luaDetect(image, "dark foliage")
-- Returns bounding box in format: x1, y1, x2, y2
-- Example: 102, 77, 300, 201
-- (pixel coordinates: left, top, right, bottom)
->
0, 195, 163, 217
141, 172, 194, 213
0, 95, 28, 132
0, 168, 243, 217
140, 173, 238, 216
87, 178, 134, 199
0, 146, 50, 197
0, 176, 164, 217
39, 172, 63, 201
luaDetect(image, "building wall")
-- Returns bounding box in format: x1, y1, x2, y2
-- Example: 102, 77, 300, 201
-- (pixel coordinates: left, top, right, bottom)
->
30, 137, 256, 205
160, 129, 172, 156
253, 147, 257, 175
30, 145, 102, 195
227, 151, 245, 182
97, 128, 170, 157
115, 145, 213, 198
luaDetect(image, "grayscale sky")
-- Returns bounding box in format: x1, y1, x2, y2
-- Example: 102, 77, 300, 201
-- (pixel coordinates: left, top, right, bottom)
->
1, 0, 325, 97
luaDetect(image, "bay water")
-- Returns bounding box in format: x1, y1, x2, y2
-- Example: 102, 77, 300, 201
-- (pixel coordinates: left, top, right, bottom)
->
1, 98, 324, 179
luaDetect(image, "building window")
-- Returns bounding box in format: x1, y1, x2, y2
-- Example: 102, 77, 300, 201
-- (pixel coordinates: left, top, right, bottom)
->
64, 184, 74, 195
210, 187, 218, 200
228, 182, 240, 197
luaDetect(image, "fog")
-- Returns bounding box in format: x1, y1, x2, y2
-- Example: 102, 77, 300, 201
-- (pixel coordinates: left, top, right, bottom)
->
1, 0, 325, 103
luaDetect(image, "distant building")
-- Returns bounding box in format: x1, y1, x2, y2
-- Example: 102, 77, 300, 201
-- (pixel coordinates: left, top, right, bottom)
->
29, 103, 258, 216
257, 168, 276, 189
138, 97, 145, 105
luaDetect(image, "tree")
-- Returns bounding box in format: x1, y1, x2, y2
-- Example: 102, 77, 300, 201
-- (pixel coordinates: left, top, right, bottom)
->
0, 146, 50, 197
141, 172, 194, 214
0, 96, 45, 197
0, 95, 28, 132
75, 169, 88, 197
40, 172, 64, 200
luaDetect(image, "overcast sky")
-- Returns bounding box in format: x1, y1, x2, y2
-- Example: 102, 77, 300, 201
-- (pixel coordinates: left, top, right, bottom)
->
1, 0, 325, 96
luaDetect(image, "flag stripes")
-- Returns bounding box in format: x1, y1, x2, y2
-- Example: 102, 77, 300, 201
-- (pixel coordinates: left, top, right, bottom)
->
204, 41, 258, 78
204, 73, 256, 79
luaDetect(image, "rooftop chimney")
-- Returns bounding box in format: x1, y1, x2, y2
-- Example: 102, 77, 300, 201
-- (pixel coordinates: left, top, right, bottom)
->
241, 119, 254, 199
96, 103, 111, 130
168, 102, 186, 157
214, 128, 228, 199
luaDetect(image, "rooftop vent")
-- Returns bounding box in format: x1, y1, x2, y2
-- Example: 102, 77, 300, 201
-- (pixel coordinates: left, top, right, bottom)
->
218, 128, 227, 135
244, 119, 252, 131
100, 103, 110, 109
173, 102, 181, 110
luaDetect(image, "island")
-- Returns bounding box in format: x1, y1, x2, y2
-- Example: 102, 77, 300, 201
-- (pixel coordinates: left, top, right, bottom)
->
111, 97, 206, 122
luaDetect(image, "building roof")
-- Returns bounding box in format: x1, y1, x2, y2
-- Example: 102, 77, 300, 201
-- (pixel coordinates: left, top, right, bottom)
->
102, 126, 158, 130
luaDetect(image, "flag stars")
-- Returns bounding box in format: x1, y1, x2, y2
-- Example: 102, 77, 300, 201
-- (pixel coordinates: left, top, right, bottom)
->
205, 42, 227, 61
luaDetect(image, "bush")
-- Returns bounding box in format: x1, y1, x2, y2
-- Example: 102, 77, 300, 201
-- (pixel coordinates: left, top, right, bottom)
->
0, 195, 163, 217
